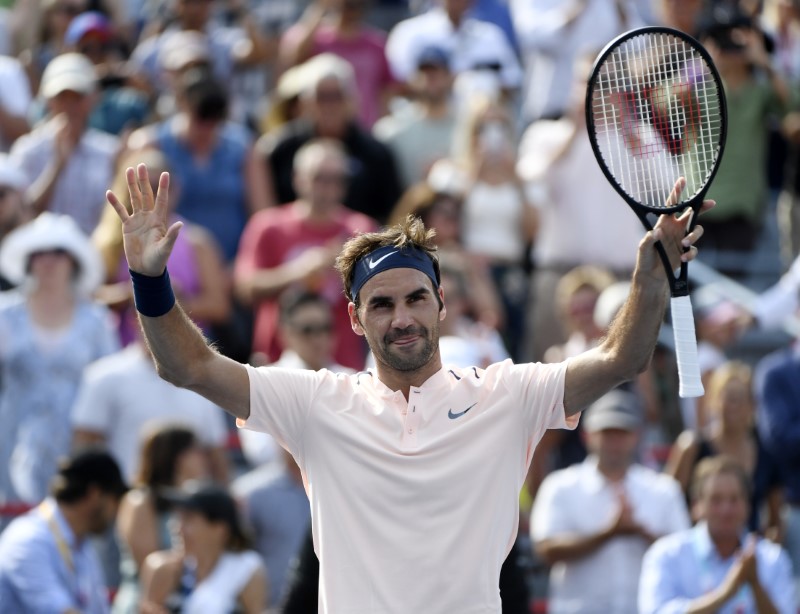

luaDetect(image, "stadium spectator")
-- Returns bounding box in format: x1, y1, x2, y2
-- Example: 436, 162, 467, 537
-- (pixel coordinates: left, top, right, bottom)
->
112, 425, 211, 614
666, 361, 783, 537
257, 52, 402, 224
654, 0, 706, 35
0, 448, 128, 614
280, 0, 396, 129
139, 481, 267, 613
232, 446, 310, 609
127, 67, 270, 263
386, 0, 522, 95
11, 52, 119, 235
531, 389, 690, 614
93, 149, 231, 346
639, 456, 796, 614
62, 11, 151, 136
234, 138, 376, 370
0, 213, 118, 507
373, 45, 457, 190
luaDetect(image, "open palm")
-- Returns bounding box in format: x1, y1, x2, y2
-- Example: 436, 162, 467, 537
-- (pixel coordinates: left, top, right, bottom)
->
106, 164, 183, 276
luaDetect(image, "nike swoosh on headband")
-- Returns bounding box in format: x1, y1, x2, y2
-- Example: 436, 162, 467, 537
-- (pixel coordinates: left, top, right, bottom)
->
367, 250, 398, 269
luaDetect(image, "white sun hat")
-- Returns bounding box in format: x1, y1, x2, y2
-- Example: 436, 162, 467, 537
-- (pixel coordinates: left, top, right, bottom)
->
0, 212, 103, 295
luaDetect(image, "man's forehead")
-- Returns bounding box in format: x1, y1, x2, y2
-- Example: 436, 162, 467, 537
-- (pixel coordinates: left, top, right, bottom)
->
360, 268, 433, 300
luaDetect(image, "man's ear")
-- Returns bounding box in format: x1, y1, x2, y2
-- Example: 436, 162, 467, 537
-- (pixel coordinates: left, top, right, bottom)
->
348, 302, 365, 336
438, 286, 446, 321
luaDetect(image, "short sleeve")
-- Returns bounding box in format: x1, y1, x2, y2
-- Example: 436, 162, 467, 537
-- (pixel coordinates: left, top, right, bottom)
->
238, 365, 330, 457
0, 58, 31, 116
638, 538, 690, 614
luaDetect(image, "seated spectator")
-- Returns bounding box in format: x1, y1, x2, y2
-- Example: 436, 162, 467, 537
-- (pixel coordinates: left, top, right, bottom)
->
92, 149, 231, 346
0, 213, 118, 507
280, 0, 396, 128
11, 52, 119, 235
639, 456, 796, 614
234, 138, 376, 370
139, 481, 267, 614
0, 448, 128, 613
386, 0, 521, 95
70, 330, 229, 484
238, 289, 354, 468
127, 67, 271, 263
373, 45, 456, 189
257, 53, 402, 224
232, 446, 310, 609
666, 361, 783, 538
113, 426, 212, 614
531, 389, 690, 614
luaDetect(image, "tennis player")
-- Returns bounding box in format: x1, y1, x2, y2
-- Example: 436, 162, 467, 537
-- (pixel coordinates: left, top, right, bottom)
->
106, 164, 711, 613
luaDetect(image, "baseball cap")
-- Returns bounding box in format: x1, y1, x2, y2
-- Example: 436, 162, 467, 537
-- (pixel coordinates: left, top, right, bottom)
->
416, 45, 450, 70
39, 53, 97, 99
64, 11, 113, 47
583, 389, 643, 433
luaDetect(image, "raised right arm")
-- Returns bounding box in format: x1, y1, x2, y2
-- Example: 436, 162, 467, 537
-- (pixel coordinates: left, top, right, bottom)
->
106, 164, 250, 420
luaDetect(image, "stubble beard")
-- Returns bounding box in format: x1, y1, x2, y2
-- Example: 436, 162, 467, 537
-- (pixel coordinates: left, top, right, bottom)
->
374, 321, 440, 373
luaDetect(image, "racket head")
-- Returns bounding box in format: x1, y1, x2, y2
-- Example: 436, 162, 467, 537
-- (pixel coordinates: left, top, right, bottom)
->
585, 26, 727, 218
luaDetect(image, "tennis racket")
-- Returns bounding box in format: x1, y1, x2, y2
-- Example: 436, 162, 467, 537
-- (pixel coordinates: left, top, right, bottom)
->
585, 26, 727, 398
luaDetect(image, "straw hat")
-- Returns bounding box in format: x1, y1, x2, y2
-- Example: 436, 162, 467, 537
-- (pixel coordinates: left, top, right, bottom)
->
0, 212, 103, 295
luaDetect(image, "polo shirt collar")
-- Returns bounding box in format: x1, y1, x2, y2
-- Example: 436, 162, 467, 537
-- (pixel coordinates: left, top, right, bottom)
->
692, 521, 745, 562
580, 455, 633, 494
365, 365, 453, 398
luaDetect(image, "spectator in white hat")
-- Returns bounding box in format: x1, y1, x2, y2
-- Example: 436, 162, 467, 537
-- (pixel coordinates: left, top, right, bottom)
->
0, 212, 118, 510
10, 52, 119, 235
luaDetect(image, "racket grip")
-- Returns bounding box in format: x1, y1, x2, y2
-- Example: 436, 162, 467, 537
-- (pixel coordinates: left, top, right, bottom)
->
671, 295, 704, 398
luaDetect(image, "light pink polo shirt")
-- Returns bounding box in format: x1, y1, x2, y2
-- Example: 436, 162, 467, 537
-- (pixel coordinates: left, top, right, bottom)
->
240, 358, 576, 613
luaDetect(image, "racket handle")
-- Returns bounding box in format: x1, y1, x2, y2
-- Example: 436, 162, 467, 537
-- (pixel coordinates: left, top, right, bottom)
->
671, 295, 704, 398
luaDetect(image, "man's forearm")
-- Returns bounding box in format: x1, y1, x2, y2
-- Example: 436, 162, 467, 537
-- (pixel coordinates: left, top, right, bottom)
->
750, 577, 779, 614
535, 527, 615, 565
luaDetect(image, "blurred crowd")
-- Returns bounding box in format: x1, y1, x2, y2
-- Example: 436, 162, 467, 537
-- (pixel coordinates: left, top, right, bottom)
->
0, 0, 798, 611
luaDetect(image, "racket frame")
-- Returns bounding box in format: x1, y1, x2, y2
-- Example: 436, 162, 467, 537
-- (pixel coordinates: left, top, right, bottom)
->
584, 25, 728, 298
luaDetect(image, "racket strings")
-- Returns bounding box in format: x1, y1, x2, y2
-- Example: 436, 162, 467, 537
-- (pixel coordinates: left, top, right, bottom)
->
592, 32, 723, 210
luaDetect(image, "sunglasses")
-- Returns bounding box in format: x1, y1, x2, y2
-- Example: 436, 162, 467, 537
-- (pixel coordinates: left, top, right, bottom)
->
315, 89, 345, 103
293, 322, 334, 337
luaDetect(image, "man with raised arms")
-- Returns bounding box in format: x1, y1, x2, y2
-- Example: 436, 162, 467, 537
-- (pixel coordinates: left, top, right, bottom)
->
106, 165, 710, 614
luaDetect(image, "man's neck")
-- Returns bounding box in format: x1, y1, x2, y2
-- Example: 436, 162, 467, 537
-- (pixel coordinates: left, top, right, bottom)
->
710, 532, 741, 559
375, 354, 443, 400
421, 98, 450, 120
295, 198, 337, 223
596, 462, 629, 483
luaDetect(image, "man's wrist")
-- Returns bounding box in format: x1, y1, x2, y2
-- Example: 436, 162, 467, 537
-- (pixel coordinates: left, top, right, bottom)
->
130, 268, 176, 317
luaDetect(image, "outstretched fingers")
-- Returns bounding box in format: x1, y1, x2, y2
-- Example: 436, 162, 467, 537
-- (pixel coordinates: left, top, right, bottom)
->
153, 171, 170, 219
106, 189, 130, 222
126, 166, 142, 212
665, 176, 686, 207
137, 164, 155, 210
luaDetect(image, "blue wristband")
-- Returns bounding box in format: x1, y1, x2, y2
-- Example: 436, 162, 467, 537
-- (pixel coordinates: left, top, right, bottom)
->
130, 268, 176, 317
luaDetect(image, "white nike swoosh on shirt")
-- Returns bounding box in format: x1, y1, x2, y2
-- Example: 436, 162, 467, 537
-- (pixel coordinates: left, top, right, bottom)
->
367, 251, 398, 269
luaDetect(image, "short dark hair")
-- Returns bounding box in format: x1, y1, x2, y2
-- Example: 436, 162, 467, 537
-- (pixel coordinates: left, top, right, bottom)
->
690, 455, 751, 504
51, 448, 128, 503
279, 289, 331, 324
179, 67, 228, 122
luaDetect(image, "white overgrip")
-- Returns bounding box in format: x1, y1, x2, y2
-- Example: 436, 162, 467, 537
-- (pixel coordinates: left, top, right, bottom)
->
671, 295, 704, 398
